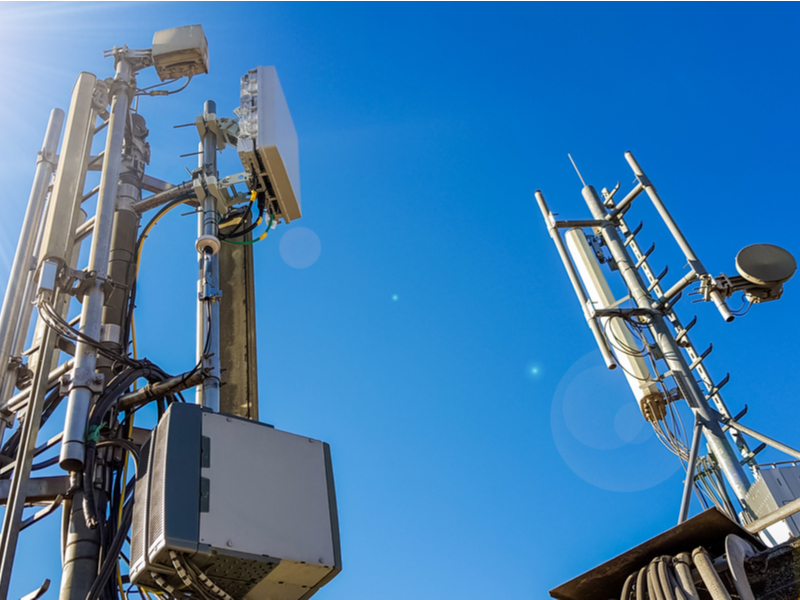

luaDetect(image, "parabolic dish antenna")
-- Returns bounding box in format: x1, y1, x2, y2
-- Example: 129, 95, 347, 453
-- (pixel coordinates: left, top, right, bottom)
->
735, 244, 797, 286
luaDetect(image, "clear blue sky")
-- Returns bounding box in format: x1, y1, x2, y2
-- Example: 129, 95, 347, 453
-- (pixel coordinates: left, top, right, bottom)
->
1, 2, 799, 599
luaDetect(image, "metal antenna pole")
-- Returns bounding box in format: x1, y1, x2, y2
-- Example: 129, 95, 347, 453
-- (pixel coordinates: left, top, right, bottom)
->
535, 190, 617, 370
624, 151, 735, 323
580, 184, 751, 502
59, 56, 133, 472
0, 109, 64, 442
0, 70, 98, 598
100, 112, 148, 362
678, 417, 703, 524
0, 328, 58, 599
196, 100, 221, 412
58, 55, 133, 600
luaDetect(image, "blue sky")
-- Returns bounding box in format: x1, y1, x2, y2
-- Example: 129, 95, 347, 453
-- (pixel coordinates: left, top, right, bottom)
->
1, 2, 799, 599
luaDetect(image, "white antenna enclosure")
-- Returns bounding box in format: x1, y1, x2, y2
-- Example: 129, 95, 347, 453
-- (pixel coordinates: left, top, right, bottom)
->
237, 66, 301, 223
151, 25, 209, 81
565, 229, 666, 422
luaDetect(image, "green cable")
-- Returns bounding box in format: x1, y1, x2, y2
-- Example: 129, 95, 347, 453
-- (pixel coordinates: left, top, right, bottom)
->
221, 212, 274, 246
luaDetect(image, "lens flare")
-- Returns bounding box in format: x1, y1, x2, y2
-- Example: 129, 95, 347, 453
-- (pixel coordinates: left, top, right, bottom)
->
551, 350, 681, 492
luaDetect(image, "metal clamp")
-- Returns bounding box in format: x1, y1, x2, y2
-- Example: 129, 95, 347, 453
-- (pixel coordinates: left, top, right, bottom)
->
198, 288, 222, 302
91, 79, 110, 112
65, 268, 116, 301
102, 45, 154, 72
195, 113, 229, 151
60, 372, 104, 396
191, 169, 225, 215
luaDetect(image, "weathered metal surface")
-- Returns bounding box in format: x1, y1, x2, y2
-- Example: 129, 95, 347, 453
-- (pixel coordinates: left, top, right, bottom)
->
0, 476, 69, 506
218, 223, 259, 421
549, 508, 764, 600
745, 537, 800, 600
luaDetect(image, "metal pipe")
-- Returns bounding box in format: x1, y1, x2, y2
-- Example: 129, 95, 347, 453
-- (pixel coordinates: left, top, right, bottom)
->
580, 184, 751, 501
0, 109, 63, 405
74, 216, 94, 242
624, 151, 734, 323
60, 58, 132, 472
613, 208, 754, 471
0, 327, 58, 599
661, 272, 698, 304
721, 417, 800, 462
99, 111, 149, 365
117, 370, 205, 411
609, 182, 644, 218
745, 494, 800, 533
535, 190, 616, 370
0, 360, 73, 413
0, 172, 54, 446
200, 251, 221, 413
678, 416, 703, 524
132, 180, 196, 214
195, 101, 222, 412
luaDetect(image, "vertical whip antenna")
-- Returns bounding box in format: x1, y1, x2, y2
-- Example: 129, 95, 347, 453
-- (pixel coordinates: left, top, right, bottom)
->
568, 153, 587, 188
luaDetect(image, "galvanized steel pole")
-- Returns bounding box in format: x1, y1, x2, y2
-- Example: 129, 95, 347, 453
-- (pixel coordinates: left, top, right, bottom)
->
58, 55, 135, 600
535, 190, 617, 370
0, 327, 59, 599
624, 151, 734, 322
678, 417, 703, 524
580, 184, 751, 502
59, 57, 133, 472
196, 100, 221, 412
0, 109, 64, 441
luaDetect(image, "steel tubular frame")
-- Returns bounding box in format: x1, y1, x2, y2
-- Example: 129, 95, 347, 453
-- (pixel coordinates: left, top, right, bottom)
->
0, 71, 102, 596
0, 34, 220, 600
536, 153, 775, 522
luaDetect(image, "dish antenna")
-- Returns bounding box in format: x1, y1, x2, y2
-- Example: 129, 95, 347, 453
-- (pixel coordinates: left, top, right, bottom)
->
720, 243, 797, 304
736, 243, 797, 285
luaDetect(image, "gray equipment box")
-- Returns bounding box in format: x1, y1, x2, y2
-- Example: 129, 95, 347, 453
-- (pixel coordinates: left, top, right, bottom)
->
237, 66, 301, 224
151, 25, 210, 81
744, 466, 800, 544
130, 403, 340, 599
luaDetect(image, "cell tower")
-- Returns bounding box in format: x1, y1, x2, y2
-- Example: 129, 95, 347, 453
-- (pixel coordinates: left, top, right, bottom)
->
0, 26, 340, 600
540, 152, 800, 600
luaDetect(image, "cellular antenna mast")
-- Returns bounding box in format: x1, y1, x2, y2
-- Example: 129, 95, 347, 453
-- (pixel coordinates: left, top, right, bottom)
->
539, 152, 800, 600
0, 26, 340, 600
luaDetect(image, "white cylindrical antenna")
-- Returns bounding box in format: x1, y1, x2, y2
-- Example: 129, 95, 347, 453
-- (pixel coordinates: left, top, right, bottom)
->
565, 228, 666, 422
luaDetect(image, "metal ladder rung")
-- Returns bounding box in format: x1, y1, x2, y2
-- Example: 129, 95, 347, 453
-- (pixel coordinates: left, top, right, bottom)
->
689, 343, 712, 371
648, 266, 669, 292
623, 222, 643, 247
704, 373, 731, 400
635, 243, 655, 268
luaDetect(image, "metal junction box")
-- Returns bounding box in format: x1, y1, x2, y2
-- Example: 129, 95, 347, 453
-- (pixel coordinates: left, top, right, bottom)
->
745, 466, 800, 545
237, 66, 301, 224
130, 403, 341, 599
151, 25, 210, 81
